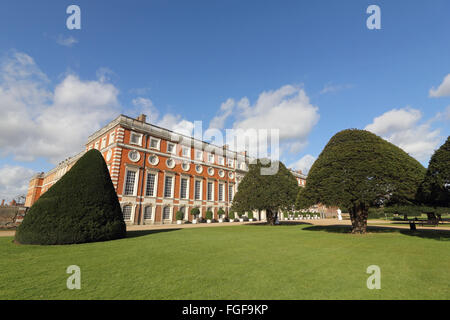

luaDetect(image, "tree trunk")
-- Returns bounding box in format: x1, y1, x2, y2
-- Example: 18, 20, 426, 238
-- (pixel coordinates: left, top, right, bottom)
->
349, 203, 368, 234
266, 209, 277, 226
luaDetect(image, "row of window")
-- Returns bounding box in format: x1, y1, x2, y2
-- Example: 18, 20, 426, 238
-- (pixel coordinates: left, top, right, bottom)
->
127, 151, 236, 179
89, 131, 117, 151
124, 169, 234, 201
122, 204, 227, 221
129, 131, 247, 169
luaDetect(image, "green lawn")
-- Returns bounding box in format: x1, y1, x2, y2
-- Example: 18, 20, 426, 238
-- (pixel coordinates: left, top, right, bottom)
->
1, 224, 449, 300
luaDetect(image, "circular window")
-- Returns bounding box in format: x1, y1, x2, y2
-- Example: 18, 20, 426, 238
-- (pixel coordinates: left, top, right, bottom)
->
148, 154, 159, 166
218, 170, 225, 178
182, 161, 190, 171
166, 158, 175, 169
106, 150, 112, 161
195, 165, 203, 174
128, 150, 140, 162
228, 172, 234, 179
207, 167, 214, 176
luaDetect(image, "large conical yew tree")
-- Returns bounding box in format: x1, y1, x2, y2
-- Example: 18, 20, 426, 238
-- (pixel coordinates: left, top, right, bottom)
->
300, 129, 426, 234
231, 160, 298, 225
15, 149, 126, 245
417, 136, 450, 208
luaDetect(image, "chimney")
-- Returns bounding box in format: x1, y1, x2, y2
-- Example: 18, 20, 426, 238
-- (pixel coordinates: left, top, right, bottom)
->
136, 114, 147, 123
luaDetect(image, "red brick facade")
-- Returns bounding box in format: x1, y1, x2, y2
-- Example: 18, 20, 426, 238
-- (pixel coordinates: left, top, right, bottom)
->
25, 114, 308, 224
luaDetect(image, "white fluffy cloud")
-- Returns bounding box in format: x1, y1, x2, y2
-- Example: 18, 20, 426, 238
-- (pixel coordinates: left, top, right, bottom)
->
429, 74, 450, 97
365, 108, 441, 162
209, 98, 235, 130
0, 52, 120, 164
0, 165, 35, 201
233, 85, 319, 143
131, 97, 194, 136
208, 85, 319, 157
289, 154, 316, 175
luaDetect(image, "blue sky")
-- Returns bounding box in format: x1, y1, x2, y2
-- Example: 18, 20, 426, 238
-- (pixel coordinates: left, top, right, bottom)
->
0, 0, 450, 200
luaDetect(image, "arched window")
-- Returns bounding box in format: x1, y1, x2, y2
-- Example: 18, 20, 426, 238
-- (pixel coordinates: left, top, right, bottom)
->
163, 206, 171, 220
144, 206, 152, 220
122, 205, 132, 221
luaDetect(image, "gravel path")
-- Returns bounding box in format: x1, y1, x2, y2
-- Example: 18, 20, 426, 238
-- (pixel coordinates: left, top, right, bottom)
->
1, 218, 448, 237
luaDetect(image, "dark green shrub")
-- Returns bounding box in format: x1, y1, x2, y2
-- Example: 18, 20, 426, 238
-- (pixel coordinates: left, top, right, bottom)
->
229, 212, 235, 220
190, 208, 200, 218
248, 212, 254, 219
283, 212, 288, 219
205, 210, 213, 220
175, 211, 183, 221
217, 208, 225, 218
15, 150, 126, 245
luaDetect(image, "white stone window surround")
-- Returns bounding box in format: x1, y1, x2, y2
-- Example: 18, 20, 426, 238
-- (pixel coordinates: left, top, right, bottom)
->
195, 149, 203, 161
149, 137, 161, 150
123, 166, 140, 196
145, 169, 159, 197
128, 150, 141, 162
163, 172, 175, 198
194, 178, 203, 201
121, 203, 136, 223
101, 136, 107, 149
130, 131, 143, 146
148, 154, 160, 166
166, 142, 176, 154
207, 180, 215, 202
181, 146, 191, 158
179, 175, 190, 200
218, 183, 225, 202
143, 204, 155, 221
162, 205, 173, 221
166, 158, 176, 169
109, 131, 115, 145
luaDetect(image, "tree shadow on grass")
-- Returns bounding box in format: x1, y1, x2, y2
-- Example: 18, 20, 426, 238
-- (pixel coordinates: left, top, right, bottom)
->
246, 221, 314, 227
126, 228, 182, 239
303, 225, 450, 241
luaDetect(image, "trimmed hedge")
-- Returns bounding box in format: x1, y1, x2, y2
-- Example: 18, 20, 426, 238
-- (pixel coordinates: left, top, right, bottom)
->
15, 149, 126, 245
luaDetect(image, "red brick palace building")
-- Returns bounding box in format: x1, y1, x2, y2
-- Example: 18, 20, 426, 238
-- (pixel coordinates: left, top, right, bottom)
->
25, 114, 307, 224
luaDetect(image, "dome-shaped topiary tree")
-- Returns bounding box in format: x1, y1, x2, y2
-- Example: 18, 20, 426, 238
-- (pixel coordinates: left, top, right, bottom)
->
299, 129, 426, 234
15, 149, 126, 245
417, 136, 450, 208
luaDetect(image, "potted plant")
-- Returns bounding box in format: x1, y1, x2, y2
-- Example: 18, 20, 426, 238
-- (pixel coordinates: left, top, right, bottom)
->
238, 212, 245, 222
229, 212, 235, 222
248, 212, 254, 222
190, 208, 200, 224
283, 211, 289, 220
176, 210, 183, 225
294, 212, 299, 220
217, 208, 225, 223
205, 210, 213, 223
